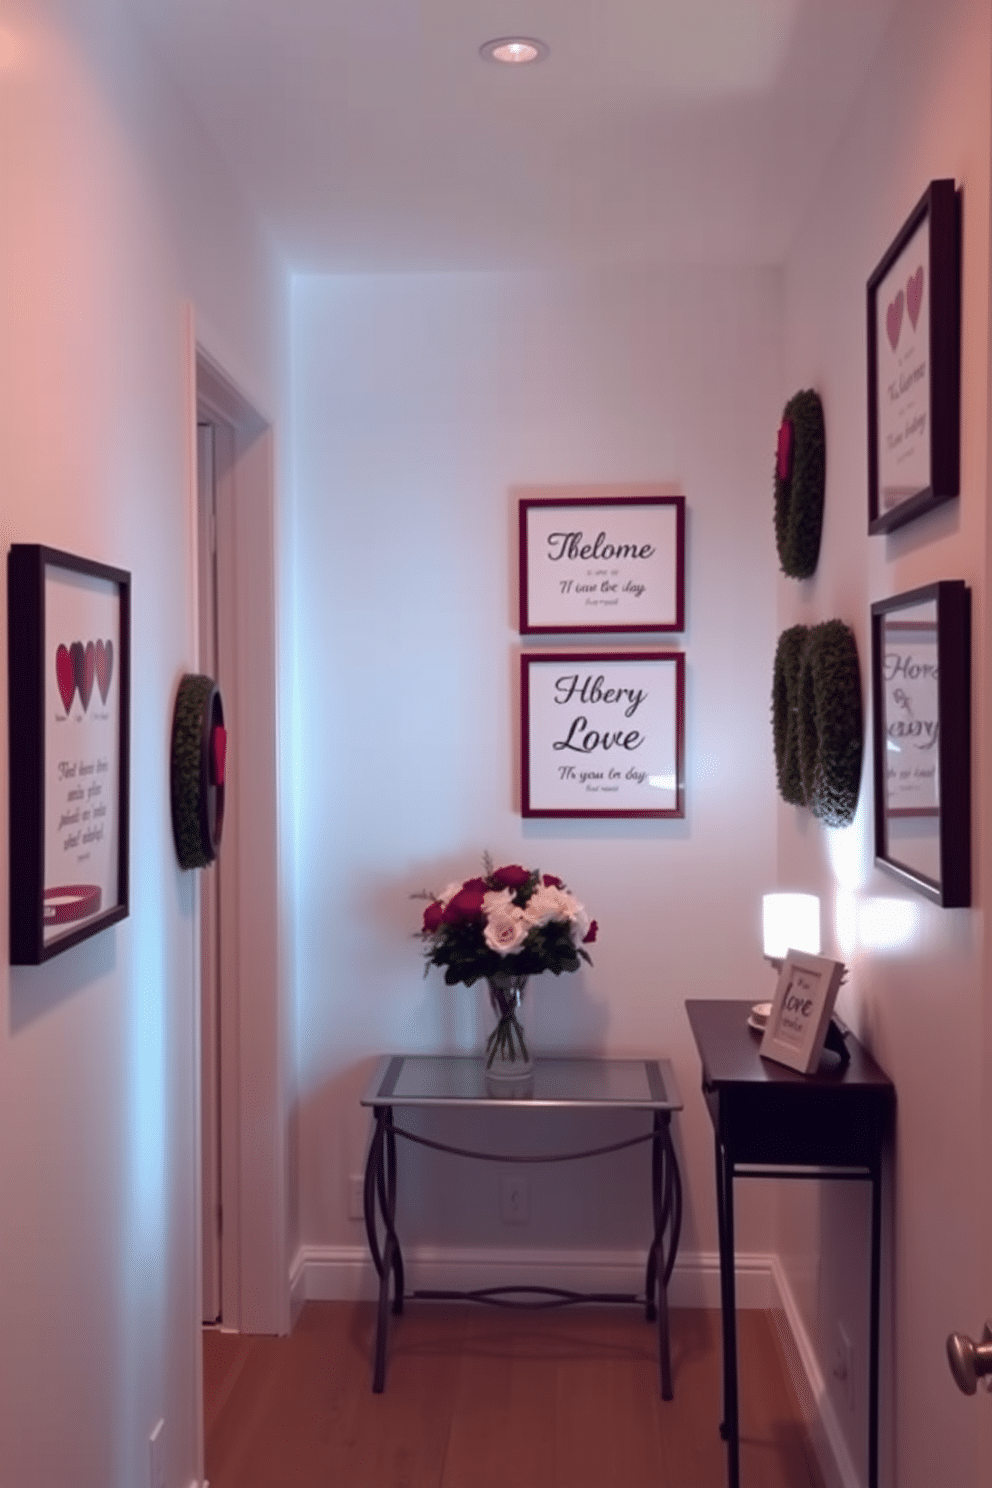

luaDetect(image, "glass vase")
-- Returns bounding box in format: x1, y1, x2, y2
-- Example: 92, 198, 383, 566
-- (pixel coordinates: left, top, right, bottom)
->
484, 973, 533, 1080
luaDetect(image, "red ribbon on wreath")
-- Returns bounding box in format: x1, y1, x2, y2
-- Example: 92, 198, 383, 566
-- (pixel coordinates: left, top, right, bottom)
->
777, 417, 795, 482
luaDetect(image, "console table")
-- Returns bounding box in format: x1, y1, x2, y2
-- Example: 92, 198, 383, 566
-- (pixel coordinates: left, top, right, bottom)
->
360, 1054, 683, 1395
685, 1000, 894, 1488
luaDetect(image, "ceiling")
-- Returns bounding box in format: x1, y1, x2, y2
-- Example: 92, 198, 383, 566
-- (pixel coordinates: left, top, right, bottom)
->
135, 0, 900, 274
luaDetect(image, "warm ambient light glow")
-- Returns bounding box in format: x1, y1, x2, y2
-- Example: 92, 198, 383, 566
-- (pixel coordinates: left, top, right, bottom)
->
0, 27, 22, 68
835, 888, 920, 956
480, 37, 548, 65
762, 892, 820, 961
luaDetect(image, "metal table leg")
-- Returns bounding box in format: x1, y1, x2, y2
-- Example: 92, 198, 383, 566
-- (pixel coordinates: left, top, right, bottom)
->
868, 1157, 882, 1488
645, 1111, 683, 1400
363, 1104, 404, 1392
714, 1133, 739, 1488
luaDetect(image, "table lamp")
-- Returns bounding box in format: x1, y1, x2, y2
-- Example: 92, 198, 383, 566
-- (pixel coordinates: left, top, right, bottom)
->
762, 892, 820, 971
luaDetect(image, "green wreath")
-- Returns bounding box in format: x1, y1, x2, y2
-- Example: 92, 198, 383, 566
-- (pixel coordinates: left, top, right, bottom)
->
774, 390, 825, 579
772, 625, 809, 806
171, 673, 226, 869
796, 621, 863, 827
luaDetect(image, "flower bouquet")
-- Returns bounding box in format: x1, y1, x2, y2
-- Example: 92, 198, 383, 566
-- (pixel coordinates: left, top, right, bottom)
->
417, 856, 596, 1070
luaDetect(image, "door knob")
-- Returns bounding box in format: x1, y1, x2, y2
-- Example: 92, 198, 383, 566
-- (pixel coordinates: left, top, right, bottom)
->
946, 1323, 992, 1395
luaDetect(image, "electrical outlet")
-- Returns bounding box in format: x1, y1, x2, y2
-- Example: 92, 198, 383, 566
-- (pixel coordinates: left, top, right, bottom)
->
149, 1419, 165, 1488
831, 1323, 855, 1412
499, 1173, 529, 1225
348, 1174, 364, 1221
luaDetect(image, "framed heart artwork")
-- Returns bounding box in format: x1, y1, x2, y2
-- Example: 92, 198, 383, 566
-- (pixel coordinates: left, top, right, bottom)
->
867, 178, 961, 535
7, 544, 130, 963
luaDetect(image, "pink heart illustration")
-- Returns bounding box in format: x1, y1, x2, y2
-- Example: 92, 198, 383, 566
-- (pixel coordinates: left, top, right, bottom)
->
55, 644, 75, 714
906, 266, 924, 330
95, 640, 113, 705
69, 642, 85, 708
886, 290, 904, 352
74, 641, 95, 712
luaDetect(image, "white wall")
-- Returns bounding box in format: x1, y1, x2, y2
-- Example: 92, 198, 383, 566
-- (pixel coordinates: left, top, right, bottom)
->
290, 266, 781, 1268
778, 0, 992, 1482
0, 4, 285, 1486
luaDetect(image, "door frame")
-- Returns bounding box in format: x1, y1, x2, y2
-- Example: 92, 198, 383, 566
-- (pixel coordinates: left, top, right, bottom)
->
185, 311, 289, 1341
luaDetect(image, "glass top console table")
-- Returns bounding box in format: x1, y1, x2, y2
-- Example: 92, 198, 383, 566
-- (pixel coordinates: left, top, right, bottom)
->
360, 1054, 683, 1395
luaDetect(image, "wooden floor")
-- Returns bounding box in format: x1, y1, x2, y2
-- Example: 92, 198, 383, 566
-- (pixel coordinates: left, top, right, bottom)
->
204, 1302, 825, 1488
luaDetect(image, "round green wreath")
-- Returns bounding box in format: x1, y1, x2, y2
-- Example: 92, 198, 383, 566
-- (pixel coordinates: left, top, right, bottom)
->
774, 389, 826, 579
772, 625, 809, 806
171, 673, 225, 870
772, 621, 863, 826
796, 621, 863, 827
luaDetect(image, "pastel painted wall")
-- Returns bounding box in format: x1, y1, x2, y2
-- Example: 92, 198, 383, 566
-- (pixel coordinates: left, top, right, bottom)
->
289, 267, 781, 1268
778, 0, 992, 1482
0, 4, 285, 1487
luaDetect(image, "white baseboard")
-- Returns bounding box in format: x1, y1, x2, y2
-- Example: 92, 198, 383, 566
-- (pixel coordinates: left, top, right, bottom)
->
769, 1255, 864, 1488
289, 1242, 859, 1487
289, 1241, 777, 1314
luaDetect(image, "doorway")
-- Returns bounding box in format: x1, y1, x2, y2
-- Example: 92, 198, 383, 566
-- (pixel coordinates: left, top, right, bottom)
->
197, 416, 223, 1323
194, 342, 288, 1339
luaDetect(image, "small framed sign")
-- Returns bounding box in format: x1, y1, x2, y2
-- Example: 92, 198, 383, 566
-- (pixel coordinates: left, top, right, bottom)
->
867, 179, 960, 535
760, 951, 845, 1074
520, 650, 684, 819
7, 544, 130, 963
519, 494, 685, 634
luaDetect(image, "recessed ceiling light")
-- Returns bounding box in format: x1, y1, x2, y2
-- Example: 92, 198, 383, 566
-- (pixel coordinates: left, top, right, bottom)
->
479, 37, 549, 66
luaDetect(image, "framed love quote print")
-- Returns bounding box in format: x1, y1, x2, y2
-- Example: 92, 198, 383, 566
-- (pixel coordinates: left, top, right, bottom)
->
519, 494, 685, 634
8, 545, 130, 963
759, 951, 846, 1075
867, 178, 960, 535
870, 580, 970, 907
520, 651, 684, 819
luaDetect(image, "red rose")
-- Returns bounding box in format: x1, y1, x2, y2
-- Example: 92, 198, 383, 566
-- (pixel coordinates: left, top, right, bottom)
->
442, 885, 486, 922
582, 920, 598, 944
542, 874, 564, 888
422, 901, 444, 933
491, 864, 530, 889
462, 877, 488, 893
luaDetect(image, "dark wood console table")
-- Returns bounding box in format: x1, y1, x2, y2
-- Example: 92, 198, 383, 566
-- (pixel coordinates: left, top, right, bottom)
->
360, 1054, 683, 1396
685, 999, 894, 1488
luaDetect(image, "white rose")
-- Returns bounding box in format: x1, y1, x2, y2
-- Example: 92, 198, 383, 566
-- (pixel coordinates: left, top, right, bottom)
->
569, 904, 590, 944
483, 906, 530, 956
482, 888, 513, 917
523, 884, 579, 927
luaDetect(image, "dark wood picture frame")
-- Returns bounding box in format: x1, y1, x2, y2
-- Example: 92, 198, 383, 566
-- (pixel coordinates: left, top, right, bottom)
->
8, 544, 130, 963
867, 178, 960, 535
870, 580, 969, 907
519, 494, 685, 634
520, 650, 685, 819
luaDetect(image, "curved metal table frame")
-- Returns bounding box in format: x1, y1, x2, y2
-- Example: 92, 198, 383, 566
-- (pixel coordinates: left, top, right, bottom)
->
360, 1054, 683, 1397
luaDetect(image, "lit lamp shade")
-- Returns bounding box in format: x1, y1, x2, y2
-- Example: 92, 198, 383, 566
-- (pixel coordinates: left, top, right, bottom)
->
762, 892, 820, 966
